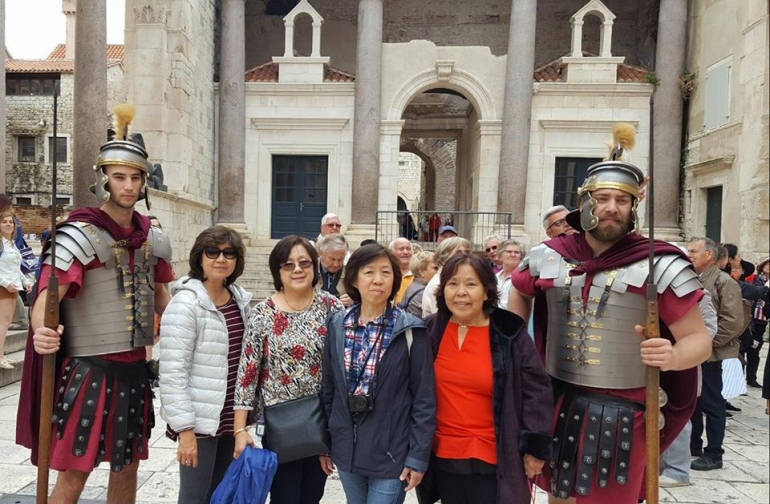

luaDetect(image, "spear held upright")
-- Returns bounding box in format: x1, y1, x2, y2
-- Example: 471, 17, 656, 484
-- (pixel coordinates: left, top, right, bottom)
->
36, 82, 61, 504
644, 91, 661, 504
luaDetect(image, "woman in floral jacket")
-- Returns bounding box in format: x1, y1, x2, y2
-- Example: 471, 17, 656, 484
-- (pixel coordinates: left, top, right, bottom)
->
233, 235, 343, 504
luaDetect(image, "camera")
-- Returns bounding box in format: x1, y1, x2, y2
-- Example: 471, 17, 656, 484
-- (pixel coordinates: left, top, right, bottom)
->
348, 394, 374, 413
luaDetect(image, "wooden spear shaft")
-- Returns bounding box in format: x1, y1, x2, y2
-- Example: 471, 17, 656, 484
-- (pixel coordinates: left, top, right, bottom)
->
644, 90, 660, 504
36, 82, 61, 504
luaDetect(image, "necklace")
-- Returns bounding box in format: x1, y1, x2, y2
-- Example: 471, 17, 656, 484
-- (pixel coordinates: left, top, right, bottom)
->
283, 291, 313, 312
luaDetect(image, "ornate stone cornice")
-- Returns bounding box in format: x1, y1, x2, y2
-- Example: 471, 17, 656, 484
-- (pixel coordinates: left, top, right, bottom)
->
134, 5, 171, 25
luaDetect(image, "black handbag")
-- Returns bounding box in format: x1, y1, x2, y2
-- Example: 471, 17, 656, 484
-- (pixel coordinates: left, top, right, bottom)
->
262, 394, 330, 464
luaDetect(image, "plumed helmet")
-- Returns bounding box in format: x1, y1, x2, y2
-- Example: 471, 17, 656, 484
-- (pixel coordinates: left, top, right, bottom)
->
91, 104, 152, 210
565, 123, 644, 233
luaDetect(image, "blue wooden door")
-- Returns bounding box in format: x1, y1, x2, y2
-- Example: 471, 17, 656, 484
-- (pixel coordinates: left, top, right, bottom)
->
271, 155, 328, 240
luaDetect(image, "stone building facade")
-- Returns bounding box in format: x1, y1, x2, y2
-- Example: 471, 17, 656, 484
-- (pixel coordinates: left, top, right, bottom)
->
682, 0, 769, 263
4, 0, 767, 272
3, 45, 125, 208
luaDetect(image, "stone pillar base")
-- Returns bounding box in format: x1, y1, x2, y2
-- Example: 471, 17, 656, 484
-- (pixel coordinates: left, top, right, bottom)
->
640, 226, 684, 245
217, 221, 251, 240
344, 224, 377, 249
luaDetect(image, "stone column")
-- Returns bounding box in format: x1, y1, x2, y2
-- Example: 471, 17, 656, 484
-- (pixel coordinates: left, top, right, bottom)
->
351, 0, 383, 226
498, 0, 537, 225
0, 0, 6, 193
72, 0, 107, 209
217, 0, 246, 229
652, 0, 687, 232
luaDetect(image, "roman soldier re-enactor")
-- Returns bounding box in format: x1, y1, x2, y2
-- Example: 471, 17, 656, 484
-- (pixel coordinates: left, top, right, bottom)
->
509, 124, 712, 503
16, 104, 174, 504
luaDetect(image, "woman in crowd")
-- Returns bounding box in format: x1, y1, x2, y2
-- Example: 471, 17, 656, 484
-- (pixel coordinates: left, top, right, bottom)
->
321, 244, 435, 504
159, 225, 250, 504
494, 239, 524, 310
233, 235, 343, 504
400, 251, 437, 317
419, 254, 552, 504
421, 237, 471, 318
0, 211, 32, 369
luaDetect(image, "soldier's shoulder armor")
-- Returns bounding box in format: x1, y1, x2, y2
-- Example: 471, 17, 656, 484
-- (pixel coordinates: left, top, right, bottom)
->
149, 227, 172, 263
42, 222, 113, 272
520, 243, 549, 276
618, 253, 701, 298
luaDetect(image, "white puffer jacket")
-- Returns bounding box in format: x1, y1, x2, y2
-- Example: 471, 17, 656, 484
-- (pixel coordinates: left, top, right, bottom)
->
159, 276, 252, 436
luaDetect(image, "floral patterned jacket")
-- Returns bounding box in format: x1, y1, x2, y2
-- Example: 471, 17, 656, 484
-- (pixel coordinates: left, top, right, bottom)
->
234, 289, 343, 413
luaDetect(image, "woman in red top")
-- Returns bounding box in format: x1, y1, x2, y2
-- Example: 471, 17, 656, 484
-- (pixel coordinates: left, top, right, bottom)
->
418, 254, 553, 504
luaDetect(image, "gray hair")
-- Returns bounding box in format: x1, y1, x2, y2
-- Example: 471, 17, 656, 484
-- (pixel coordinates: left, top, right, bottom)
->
321, 213, 340, 226
483, 234, 503, 245
389, 237, 412, 251
433, 236, 471, 267
689, 236, 718, 261
543, 205, 569, 230
317, 233, 348, 254
497, 239, 524, 258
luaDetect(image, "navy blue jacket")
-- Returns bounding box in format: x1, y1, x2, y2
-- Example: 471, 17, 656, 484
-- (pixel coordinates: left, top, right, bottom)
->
322, 308, 436, 478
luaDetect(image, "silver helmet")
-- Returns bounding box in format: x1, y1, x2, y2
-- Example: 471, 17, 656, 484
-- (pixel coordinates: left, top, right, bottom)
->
565, 161, 645, 233
91, 104, 152, 209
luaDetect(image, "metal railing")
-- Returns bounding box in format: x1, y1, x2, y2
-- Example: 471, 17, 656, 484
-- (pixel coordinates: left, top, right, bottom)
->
375, 210, 513, 249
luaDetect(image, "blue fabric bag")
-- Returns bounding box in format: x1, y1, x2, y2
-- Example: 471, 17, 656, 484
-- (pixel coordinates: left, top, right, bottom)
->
210, 446, 278, 504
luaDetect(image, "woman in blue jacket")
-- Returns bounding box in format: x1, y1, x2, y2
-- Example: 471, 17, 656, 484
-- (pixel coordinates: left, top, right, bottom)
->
321, 244, 436, 504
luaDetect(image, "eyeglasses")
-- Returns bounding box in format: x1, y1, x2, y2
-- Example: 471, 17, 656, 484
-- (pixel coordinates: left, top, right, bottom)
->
546, 218, 568, 232
280, 260, 314, 272
324, 223, 342, 228
485, 245, 498, 253
204, 247, 238, 260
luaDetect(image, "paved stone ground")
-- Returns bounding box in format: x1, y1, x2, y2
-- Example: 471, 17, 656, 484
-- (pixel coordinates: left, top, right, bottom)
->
0, 366, 767, 504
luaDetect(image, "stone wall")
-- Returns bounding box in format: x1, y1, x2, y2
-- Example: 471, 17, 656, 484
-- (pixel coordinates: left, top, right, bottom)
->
5, 74, 75, 206
4, 65, 126, 207
682, 0, 769, 263
243, 81, 356, 240
244, 0, 652, 74
397, 152, 422, 210
137, 188, 216, 276
125, 0, 218, 204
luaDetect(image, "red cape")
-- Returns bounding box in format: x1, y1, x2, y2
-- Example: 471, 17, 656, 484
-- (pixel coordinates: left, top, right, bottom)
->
15, 208, 150, 464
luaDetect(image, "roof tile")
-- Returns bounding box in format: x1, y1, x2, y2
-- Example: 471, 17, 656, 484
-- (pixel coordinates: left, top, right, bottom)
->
47, 44, 124, 61
534, 52, 649, 83
244, 61, 356, 83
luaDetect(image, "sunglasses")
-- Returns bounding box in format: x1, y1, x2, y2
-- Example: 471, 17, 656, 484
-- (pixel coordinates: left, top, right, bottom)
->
280, 260, 314, 272
324, 223, 342, 228
485, 245, 498, 253
204, 247, 238, 260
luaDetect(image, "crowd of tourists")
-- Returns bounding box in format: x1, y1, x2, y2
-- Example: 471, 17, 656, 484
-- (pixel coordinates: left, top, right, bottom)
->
10, 113, 769, 504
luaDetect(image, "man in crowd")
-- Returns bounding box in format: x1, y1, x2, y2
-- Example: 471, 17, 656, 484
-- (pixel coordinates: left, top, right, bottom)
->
437, 224, 458, 243
543, 204, 577, 239
317, 233, 351, 307
483, 234, 503, 273
16, 109, 174, 504
686, 237, 744, 471
390, 237, 414, 303
318, 212, 343, 239
510, 152, 711, 501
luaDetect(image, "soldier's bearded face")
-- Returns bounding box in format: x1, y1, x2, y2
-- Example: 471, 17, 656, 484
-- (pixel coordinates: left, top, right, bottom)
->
587, 189, 633, 243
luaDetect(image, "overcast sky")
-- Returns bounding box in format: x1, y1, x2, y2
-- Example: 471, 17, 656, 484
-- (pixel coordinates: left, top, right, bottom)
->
5, 0, 125, 59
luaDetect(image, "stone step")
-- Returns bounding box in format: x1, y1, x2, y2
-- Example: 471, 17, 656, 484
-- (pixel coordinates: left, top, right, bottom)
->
4, 329, 28, 355
0, 349, 25, 387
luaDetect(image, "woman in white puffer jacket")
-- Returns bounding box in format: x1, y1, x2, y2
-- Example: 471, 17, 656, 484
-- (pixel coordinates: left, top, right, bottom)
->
159, 225, 251, 504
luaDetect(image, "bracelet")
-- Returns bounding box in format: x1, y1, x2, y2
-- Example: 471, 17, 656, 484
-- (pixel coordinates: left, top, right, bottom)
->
233, 427, 248, 437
